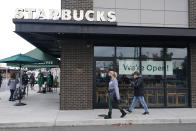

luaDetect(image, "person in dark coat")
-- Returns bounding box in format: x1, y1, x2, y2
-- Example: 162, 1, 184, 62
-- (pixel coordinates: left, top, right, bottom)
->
47, 71, 53, 92
127, 71, 149, 115
22, 71, 29, 95
29, 73, 35, 90
0, 73, 2, 88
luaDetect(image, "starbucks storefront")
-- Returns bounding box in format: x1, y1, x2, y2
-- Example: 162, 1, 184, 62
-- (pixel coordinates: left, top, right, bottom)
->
13, 18, 196, 110
12, 0, 196, 110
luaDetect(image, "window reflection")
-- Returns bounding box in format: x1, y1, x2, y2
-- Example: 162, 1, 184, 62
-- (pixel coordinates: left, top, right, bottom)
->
166, 48, 187, 59
94, 46, 114, 57
95, 61, 113, 105
117, 59, 137, 107
141, 59, 164, 91
144, 90, 164, 107
96, 61, 113, 87
141, 47, 163, 59
167, 59, 187, 88
117, 47, 140, 58
167, 90, 188, 107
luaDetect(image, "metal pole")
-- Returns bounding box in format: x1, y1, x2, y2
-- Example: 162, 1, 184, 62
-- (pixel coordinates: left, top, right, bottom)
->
19, 65, 22, 104
27, 83, 29, 96
14, 64, 26, 106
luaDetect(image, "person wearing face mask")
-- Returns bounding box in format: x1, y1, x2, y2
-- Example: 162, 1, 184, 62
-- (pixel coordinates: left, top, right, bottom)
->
104, 71, 127, 119
127, 71, 149, 115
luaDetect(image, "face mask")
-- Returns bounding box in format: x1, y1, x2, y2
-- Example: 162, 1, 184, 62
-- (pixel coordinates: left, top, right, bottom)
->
133, 75, 137, 79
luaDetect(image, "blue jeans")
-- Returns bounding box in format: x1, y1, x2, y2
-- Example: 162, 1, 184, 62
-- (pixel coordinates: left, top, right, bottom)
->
10, 89, 15, 100
22, 84, 27, 94
129, 96, 149, 113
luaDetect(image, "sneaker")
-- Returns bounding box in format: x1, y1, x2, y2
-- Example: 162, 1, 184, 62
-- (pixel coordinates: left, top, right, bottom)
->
126, 109, 132, 113
104, 112, 112, 119
142, 112, 149, 115
104, 115, 112, 119
120, 112, 127, 118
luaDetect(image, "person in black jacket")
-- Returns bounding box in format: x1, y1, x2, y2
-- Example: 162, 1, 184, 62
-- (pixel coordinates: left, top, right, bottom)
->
47, 71, 53, 92
0, 73, 2, 88
29, 73, 35, 90
22, 71, 29, 95
127, 71, 149, 115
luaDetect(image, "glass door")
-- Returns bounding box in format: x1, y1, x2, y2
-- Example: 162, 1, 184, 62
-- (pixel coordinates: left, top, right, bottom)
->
93, 60, 114, 108
166, 52, 189, 107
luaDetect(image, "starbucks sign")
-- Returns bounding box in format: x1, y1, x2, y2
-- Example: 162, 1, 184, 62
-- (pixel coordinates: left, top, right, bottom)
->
119, 60, 173, 75
14, 8, 116, 22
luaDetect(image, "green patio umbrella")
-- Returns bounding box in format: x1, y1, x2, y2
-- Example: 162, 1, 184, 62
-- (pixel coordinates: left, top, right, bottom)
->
0, 54, 43, 106
7, 48, 60, 68
0, 53, 43, 65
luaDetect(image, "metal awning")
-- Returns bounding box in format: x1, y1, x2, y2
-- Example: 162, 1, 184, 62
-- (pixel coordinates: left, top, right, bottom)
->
13, 19, 196, 57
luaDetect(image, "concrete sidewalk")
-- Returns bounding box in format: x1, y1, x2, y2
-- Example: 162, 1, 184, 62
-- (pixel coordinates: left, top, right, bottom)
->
0, 86, 196, 128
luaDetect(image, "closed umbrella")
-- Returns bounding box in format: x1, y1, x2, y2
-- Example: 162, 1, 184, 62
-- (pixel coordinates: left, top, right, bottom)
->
0, 54, 43, 106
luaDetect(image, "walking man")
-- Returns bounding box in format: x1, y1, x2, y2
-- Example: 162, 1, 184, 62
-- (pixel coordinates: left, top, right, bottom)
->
22, 71, 28, 95
127, 71, 149, 115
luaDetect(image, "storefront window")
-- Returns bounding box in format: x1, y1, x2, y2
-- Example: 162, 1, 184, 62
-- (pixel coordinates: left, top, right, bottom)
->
95, 61, 113, 105
144, 89, 164, 107
141, 47, 163, 59
118, 59, 140, 75
166, 48, 187, 59
94, 46, 189, 108
117, 47, 140, 58
166, 48, 188, 107
167, 89, 188, 107
117, 59, 139, 107
94, 46, 114, 57
166, 59, 187, 88
141, 60, 165, 107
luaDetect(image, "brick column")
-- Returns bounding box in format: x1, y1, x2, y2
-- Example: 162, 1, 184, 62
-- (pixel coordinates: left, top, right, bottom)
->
189, 0, 196, 28
60, 41, 93, 110
189, 0, 196, 107
190, 44, 196, 107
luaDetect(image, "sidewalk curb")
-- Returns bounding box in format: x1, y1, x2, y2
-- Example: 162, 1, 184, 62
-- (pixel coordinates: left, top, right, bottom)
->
1, 118, 196, 128
0, 122, 55, 128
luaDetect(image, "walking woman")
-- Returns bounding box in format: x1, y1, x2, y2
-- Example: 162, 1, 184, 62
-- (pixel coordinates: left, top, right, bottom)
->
104, 71, 127, 119
7, 73, 19, 101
